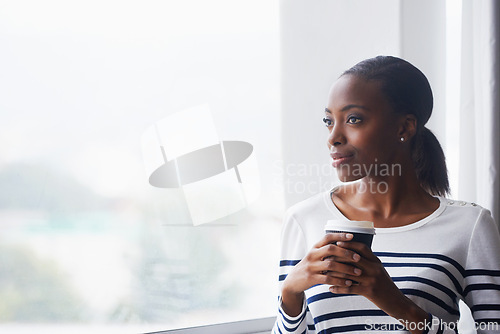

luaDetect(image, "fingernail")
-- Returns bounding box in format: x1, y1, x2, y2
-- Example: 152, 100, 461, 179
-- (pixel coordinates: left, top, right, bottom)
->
337, 241, 345, 247
345, 233, 353, 239
353, 253, 361, 261
354, 268, 362, 275
345, 280, 352, 286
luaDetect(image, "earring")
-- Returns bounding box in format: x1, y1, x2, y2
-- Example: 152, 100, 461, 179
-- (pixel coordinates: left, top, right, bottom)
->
400, 137, 405, 142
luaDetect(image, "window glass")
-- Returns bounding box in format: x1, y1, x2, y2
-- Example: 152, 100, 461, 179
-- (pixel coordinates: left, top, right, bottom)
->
0, 1, 282, 332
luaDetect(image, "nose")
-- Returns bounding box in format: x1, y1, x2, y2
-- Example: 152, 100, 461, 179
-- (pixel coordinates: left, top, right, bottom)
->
327, 123, 345, 148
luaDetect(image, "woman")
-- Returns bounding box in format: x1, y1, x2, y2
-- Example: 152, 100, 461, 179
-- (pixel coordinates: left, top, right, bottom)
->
273, 56, 500, 334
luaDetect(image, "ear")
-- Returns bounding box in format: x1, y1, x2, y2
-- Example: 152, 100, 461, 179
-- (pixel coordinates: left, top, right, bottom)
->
398, 114, 417, 142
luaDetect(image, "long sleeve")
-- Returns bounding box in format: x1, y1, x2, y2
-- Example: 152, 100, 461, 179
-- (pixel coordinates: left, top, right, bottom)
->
272, 212, 315, 334
462, 209, 500, 333
271, 192, 499, 333
402, 209, 500, 334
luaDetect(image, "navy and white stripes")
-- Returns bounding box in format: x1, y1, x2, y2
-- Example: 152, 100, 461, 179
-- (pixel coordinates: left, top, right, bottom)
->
272, 192, 500, 333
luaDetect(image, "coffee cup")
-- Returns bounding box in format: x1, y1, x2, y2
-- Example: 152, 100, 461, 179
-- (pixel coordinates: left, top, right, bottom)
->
324, 220, 375, 248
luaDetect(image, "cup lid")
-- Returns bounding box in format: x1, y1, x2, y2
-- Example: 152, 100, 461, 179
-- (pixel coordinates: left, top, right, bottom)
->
324, 219, 375, 234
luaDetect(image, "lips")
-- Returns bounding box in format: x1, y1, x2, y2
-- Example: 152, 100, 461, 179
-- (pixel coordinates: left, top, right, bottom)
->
330, 152, 354, 168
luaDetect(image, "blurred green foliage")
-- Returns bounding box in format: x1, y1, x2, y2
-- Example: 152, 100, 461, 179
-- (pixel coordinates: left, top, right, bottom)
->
0, 245, 86, 322
0, 162, 243, 324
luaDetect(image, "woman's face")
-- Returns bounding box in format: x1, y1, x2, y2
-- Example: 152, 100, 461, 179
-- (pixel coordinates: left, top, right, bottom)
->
325, 75, 403, 182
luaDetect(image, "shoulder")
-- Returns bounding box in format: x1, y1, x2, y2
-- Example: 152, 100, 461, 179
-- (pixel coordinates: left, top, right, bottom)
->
281, 190, 338, 245
443, 198, 482, 209
441, 198, 490, 216
440, 197, 496, 231
279, 192, 332, 257
284, 190, 333, 222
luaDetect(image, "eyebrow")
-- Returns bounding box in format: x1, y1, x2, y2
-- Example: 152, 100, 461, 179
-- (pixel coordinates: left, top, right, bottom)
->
324, 105, 369, 113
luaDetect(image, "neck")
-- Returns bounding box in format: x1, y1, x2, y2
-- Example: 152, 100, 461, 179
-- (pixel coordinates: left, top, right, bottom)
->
350, 157, 437, 222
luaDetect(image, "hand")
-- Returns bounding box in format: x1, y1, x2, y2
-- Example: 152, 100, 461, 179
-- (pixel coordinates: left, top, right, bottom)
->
331, 241, 429, 333
328, 241, 400, 303
280, 233, 362, 316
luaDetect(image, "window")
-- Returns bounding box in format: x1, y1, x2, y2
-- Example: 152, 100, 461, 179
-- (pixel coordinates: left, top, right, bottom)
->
0, 1, 282, 332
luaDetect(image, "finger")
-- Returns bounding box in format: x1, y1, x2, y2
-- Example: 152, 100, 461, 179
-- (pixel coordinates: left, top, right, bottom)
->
329, 284, 362, 295
324, 268, 363, 284
317, 258, 363, 277
317, 275, 355, 288
313, 232, 354, 248
317, 243, 362, 263
336, 241, 378, 261
333, 243, 384, 277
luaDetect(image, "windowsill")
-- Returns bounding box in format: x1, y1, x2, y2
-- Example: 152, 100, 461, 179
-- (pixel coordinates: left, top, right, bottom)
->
144, 317, 276, 334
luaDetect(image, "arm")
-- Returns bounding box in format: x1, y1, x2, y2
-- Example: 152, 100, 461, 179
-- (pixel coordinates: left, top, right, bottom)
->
331, 241, 462, 334
272, 213, 309, 334
272, 214, 361, 333
462, 209, 500, 334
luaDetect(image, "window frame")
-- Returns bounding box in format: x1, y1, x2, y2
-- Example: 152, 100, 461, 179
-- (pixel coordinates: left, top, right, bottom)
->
146, 317, 276, 334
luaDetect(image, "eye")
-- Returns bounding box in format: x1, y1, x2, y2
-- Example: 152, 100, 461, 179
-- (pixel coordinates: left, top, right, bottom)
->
322, 117, 332, 127
347, 116, 362, 124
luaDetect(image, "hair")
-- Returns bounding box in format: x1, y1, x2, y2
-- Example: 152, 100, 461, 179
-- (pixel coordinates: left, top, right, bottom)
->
341, 55, 449, 196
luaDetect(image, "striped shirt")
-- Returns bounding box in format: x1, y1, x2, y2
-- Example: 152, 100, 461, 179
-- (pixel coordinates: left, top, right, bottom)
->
273, 190, 500, 334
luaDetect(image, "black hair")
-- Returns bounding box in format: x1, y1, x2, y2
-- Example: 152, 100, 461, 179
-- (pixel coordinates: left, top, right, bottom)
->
342, 55, 449, 196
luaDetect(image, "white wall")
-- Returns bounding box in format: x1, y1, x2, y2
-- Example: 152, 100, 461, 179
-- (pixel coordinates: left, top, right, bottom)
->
400, 0, 447, 142
279, 2, 476, 332
280, 0, 450, 207
281, 0, 401, 206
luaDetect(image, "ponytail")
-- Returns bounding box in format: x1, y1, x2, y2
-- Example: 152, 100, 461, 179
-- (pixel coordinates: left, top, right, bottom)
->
412, 127, 449, 196
342, 56, 450, 196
